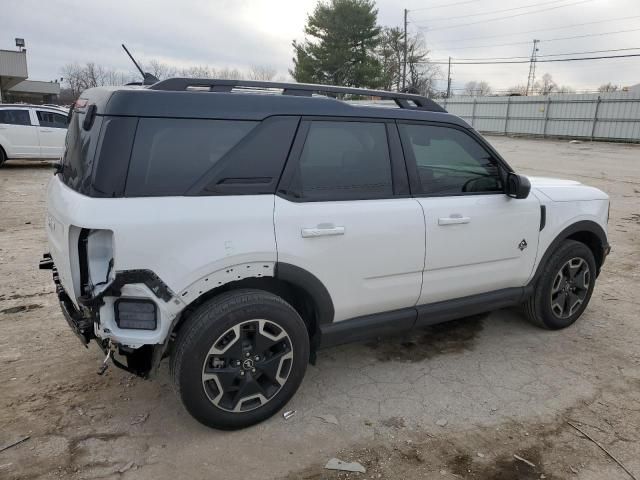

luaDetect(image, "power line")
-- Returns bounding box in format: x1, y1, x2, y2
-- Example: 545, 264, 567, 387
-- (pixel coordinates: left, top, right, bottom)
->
423, 53, 640, 65
418, 0, 596, 32
427, 15, 640, 45
541, 46, 640, 58
409, 0, 482, 13
431, 47, 640, 62
410, 0, 578, 24
430, 27, 640, 51
542, 28, 640, 45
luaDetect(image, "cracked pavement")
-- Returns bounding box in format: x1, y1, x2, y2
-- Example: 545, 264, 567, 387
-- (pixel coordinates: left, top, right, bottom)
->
1, 136, 639, 479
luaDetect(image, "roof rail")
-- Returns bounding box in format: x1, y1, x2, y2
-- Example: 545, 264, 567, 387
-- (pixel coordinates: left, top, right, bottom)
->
148, 78, 446, 112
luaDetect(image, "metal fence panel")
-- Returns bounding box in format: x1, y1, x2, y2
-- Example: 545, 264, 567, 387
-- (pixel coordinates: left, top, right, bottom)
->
439, 92, 640, 142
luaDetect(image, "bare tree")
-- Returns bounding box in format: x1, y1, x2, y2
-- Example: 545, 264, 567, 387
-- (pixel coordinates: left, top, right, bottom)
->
556, 85, 576, 94
61, 62, 131, 99
534, 73, 557, 95
61, 60, 281, 99
463, 80, 492, 96
598, 82, 620, 93
216, 68, 245, 80
248, 65, 277, 81
507, 84, 527, 95
378, 27, 404, 91
179, 66, 214, 78
378, 28, 440, 96
146, 60, 178, 80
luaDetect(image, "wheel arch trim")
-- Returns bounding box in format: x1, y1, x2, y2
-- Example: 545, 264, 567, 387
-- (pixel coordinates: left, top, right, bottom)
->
177, 261, 277, 305
530, 220, 608, 285
274, 262, 335, 326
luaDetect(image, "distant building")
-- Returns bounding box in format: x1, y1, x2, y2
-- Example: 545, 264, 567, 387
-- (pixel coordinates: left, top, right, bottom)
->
625, 83, 640, 94
0, 44, 60, 104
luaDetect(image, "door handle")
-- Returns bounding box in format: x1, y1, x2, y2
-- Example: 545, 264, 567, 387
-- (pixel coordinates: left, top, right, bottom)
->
301, 225, 345, 238
40, 129, 53, 133
438, 216, 471, 226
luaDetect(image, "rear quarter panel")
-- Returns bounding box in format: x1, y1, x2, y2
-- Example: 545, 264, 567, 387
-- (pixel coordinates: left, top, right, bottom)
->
46, 176, 277, 298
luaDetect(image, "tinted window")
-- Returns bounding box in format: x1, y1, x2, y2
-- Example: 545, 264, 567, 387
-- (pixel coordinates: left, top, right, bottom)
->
0, 109, 31, 126
60, 109, 102, 194
126, 118, 257, 196
37, 110, 68, 129
399, 124, 503, 195
289, 121, 392, 200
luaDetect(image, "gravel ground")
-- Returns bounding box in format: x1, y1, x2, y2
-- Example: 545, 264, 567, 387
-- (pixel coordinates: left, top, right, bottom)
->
1, 136, 639, 480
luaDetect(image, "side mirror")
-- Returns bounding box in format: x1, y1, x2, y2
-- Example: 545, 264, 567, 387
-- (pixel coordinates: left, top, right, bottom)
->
506, 173, 530, 199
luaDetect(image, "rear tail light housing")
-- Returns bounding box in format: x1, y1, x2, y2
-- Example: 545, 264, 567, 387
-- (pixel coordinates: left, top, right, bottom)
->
115, 299, 157, 330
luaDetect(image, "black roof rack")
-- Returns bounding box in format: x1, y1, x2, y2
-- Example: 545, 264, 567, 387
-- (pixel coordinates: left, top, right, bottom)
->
148, 78, 446, 113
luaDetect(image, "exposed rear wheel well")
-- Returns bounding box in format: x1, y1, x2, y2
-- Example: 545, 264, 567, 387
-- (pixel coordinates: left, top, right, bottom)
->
171, 277, 320, 346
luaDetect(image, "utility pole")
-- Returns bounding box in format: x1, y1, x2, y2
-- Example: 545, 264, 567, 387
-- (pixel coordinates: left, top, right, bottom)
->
525, 39, 540, 96
402, 8, 408, 91
446, 56, 452, 98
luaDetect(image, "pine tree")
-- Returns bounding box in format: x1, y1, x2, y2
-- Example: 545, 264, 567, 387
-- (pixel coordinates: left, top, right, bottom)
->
291, 0, 382, 88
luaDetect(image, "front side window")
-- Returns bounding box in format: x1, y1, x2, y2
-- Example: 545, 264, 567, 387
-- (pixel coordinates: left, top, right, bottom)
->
399, 124, 503, 196
289, 121, 393, 200
0, 109, 31, 126
37, 111, 68, 128
125, 118, 257, 196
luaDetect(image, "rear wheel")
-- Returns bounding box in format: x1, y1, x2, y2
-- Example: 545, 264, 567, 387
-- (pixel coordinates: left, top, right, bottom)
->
524, 240, 596, 329
0, 147, 6, 167
170, 289, 309, 430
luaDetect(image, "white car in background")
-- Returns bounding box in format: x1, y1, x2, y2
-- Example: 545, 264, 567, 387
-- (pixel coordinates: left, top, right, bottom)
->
0, 104, 68, 166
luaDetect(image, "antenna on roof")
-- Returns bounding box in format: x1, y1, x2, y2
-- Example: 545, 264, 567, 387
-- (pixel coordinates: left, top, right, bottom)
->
122, 44, 159, 86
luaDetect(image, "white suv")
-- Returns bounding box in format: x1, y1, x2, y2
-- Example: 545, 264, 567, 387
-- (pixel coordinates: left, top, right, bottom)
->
0, 104, 68, 165
41, 79, 610, 430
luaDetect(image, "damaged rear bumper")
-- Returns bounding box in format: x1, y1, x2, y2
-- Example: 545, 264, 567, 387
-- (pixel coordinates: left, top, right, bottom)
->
40, 253, 180, 378
40, 253, 95, 346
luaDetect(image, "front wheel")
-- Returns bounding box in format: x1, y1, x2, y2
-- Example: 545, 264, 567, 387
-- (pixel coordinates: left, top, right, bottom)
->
170, 289, 309, 430
524, 240, 597, 329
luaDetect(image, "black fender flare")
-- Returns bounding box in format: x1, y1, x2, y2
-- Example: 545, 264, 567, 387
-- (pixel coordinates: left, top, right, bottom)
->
530, 220, 608, 286
274, 262, 335, 325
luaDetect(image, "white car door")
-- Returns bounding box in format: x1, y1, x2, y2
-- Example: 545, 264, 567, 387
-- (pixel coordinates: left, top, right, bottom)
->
397, 122, 541, 305
35, 109, 68, 158
274, 119, 425, 323
0, 108, 40, 158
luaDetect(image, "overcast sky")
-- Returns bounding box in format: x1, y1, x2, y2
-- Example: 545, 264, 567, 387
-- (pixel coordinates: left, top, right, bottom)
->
3, 0, 639, 93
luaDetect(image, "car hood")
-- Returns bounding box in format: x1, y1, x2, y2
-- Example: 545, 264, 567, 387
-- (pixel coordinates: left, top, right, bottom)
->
526, 176, 609, 202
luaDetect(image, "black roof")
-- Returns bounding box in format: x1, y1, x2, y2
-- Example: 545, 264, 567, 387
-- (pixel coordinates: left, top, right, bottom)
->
82, 79, 469, 128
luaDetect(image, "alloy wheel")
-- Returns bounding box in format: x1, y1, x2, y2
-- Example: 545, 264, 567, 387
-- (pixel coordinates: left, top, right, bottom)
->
550, 257, 590, 319
201, 319, 293, 412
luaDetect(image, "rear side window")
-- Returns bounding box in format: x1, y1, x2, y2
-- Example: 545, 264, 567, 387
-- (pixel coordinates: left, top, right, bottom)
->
125, 118, 257, 196
60, 109, 102, 194
398, 124, 503, 195
288, 121, 393, 201
0, 109, 31, 126
36, 110, 68, 129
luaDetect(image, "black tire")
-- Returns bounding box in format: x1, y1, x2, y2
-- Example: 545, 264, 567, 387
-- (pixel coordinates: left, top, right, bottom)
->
524, 240, 597, 329
170, 289, 309, 430
0, 147, 6, 167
